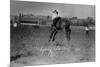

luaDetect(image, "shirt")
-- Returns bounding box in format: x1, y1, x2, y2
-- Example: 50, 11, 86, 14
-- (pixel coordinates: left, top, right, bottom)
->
52, 13, 59, 20
85, 27, 89, 30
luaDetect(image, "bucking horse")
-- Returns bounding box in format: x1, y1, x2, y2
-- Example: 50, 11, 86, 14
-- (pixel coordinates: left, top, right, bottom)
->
48, 17, 71, 44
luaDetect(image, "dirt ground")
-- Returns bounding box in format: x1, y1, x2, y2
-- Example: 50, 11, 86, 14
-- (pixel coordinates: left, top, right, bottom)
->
10, 25, 95, 67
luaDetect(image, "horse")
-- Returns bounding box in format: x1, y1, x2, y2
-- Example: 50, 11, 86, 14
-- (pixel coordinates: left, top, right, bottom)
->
48, 17, 71, 43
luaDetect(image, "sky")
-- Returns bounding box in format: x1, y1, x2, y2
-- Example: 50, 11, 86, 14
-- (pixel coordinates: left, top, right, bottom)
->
10, 0, 95, 18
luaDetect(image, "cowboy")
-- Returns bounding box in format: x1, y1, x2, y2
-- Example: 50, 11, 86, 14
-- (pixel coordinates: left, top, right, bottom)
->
85, 21, 90, 37
85, 17, 90, 37
49, 10, 61, 42
51, 10, 61, 29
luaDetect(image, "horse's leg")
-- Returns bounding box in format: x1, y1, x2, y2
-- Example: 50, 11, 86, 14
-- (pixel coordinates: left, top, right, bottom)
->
52, 29, 58, 42
68, 29, 71, 40
65, 29, 71, 45
48, 29, 56, 42
66, 31, 69, 40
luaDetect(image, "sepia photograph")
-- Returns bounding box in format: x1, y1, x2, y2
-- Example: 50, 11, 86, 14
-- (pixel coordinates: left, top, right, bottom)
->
10, 0, 95, 66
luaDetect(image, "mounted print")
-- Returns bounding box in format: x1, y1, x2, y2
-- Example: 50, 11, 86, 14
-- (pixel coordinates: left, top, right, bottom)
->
10, 0, 95, 66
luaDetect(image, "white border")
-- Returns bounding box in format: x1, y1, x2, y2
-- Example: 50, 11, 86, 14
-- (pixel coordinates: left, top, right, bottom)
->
20, 0, 95, 5
0, 0, 98, 67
